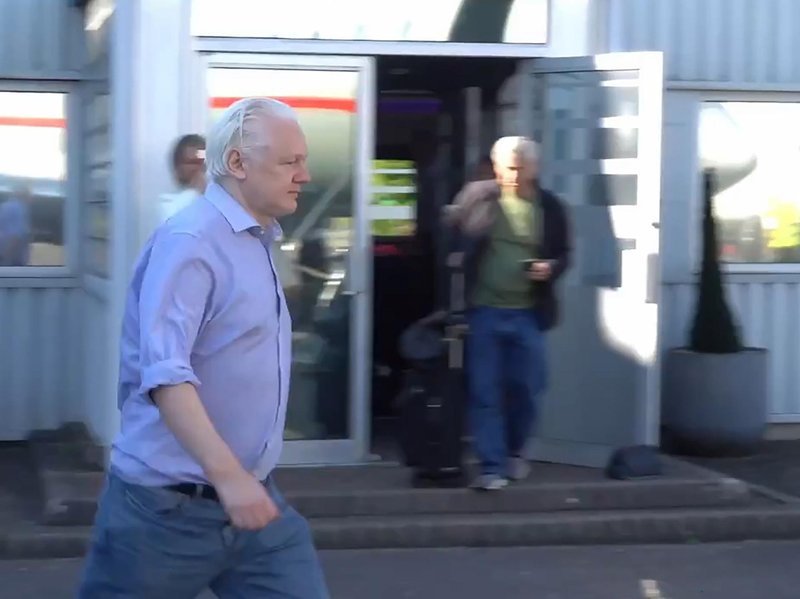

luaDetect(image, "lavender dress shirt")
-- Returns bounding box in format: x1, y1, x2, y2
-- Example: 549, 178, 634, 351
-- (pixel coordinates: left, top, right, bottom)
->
111, 182, 292, 486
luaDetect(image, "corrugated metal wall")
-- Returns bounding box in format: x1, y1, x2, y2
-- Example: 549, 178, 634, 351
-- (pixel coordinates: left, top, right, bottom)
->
0, 287, 84, 438
609, 1, 800, 422
663, 281, 800, 421
607, 0, 800, 84
0, 1, 88, 440
0, 0, 86, 77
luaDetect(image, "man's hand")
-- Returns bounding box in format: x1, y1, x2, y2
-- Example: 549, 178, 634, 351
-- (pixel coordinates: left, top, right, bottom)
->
527, 260, 553, 282
213, 469, 280, 530
151, 384, 280, 531
151, 383, 279, 530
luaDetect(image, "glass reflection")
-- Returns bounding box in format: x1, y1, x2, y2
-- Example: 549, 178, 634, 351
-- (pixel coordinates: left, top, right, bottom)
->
0, 92, 67, 267
207, 67, 358, 440
700, 102, 800, 263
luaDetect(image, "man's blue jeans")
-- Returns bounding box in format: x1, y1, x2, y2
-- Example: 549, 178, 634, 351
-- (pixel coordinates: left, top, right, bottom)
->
466, 306, 547, 477
77, 473, 329, 598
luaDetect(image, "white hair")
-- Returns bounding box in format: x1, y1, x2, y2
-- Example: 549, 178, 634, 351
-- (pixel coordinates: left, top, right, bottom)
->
206, 97, 298, 181
490, 136, 539, 166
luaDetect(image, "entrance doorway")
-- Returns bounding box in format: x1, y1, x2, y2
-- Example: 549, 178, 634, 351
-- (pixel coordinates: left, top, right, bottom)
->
369, 55, 517, 456
368, 53, 666, 469
198, 46, 665, 469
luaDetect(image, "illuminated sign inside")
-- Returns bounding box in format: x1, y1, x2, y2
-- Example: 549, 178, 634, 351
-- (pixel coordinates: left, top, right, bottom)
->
191, 0, 548, 45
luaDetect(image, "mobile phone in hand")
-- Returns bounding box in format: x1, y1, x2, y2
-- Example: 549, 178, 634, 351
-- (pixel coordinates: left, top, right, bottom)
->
522, 258, 551, 271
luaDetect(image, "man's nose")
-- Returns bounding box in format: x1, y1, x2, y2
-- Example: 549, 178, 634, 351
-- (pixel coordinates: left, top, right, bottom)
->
297, 165, 311, 184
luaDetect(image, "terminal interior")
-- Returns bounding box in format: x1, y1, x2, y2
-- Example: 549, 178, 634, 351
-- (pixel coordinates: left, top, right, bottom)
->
284, 54, 519, 450
282, 56, 516, 446
371, 56, 517, 434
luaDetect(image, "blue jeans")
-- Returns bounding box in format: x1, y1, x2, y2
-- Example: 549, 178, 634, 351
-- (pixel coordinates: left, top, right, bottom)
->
467, 306, 547, 476
77, 473, 329, 598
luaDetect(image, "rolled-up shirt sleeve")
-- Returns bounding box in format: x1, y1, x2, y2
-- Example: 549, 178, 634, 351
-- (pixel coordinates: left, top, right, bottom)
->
137, 231, 214, 399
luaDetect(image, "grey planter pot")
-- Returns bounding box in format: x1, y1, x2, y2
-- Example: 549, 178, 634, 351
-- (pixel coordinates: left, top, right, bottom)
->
662, 348, 768, 457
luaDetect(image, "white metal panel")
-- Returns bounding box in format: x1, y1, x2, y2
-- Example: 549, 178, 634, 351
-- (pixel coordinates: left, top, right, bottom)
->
192, 0, 609, 58
662, 282, 800, 421
0, 287, 83, 439
0, 0, 86, 78
660, 92, 699, 281
76, 0, 117, 448
607, 0, 800, 85
81, 286, 117, 446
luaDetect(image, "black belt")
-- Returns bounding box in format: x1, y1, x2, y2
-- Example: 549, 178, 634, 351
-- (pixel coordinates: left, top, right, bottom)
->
166, 477, 270, 502
167, 482, 220, 502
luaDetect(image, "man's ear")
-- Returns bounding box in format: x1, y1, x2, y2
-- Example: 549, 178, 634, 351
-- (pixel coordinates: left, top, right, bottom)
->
226, 148, 247, 181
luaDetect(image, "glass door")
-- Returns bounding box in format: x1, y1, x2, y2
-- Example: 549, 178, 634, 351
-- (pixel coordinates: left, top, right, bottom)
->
518, 53, 664, 467
202, 53, 375, 464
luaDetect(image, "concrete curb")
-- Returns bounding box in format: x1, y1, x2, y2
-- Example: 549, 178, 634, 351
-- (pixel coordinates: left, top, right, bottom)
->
0, 528, 91, 560
39, 470, 104, 526
33, 469, 753, 525
9, 453, 799, 559
5, 507, 800, 559
289, 478, 751, 518
310, 507, 800, 550
675, 458, 800, 507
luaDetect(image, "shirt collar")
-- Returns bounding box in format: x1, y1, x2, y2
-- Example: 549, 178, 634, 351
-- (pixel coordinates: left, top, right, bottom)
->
205, 181, 260, 234
204, 182, 284, 243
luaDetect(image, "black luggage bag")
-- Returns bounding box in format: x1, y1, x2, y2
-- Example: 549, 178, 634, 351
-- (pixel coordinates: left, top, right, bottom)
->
396, 264, 468, 488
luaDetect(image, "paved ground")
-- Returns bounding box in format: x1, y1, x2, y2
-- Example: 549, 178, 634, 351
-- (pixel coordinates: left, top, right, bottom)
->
2, 542, 800, 599
691, 441, 800, 499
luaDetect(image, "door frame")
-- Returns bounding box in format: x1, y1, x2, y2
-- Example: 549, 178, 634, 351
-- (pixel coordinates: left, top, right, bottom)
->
192, 38, 552, 59
200, 51, 376, 465
518, 52, 664, 465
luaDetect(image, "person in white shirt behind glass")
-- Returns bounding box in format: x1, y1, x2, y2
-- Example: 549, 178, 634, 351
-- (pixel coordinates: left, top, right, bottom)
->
159, 134, 207, 223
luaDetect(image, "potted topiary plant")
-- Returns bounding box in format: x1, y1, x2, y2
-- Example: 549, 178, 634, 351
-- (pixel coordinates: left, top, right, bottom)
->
662, 169, 768, 456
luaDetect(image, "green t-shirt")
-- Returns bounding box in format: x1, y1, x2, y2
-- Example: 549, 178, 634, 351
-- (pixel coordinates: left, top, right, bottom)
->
473, 192, 538, 309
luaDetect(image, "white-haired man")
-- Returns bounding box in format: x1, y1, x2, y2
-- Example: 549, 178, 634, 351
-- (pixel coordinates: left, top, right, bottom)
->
78, 98, 329, 597
446, 136, 571, 491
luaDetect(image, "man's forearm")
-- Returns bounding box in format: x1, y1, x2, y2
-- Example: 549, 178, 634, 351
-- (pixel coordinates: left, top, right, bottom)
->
152, 383, 245, 485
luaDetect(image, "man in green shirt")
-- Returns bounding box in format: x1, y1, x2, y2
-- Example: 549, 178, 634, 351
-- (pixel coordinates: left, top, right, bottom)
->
445, 137, 571, 490
472, 188, 540, 309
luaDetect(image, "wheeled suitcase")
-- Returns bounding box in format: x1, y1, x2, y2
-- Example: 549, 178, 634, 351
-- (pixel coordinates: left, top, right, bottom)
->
396, 264, 468, 487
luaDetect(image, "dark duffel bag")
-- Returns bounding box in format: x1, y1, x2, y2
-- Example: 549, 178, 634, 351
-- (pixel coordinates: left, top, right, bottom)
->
606, 445, 663, 480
